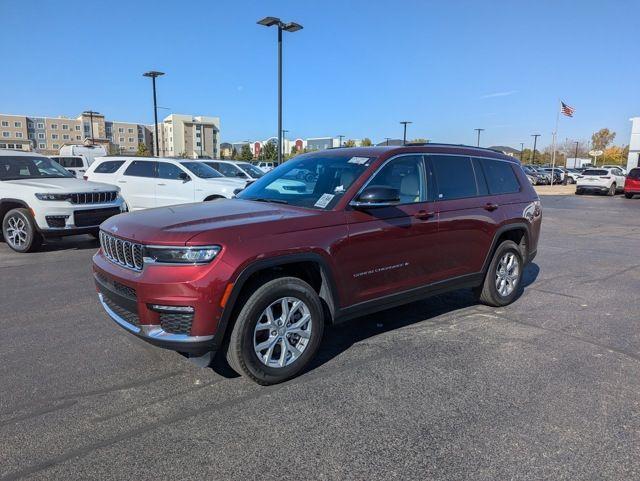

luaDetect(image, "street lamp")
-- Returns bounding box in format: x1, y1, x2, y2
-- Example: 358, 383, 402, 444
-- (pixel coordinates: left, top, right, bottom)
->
474, 128, 485, 147
143, 70, 165, 157
384, 137, 391, 146
257, 16, 303, 165
400, 121, 412, 145
531, 134, 541, 164
520, 142, 525, 162
573, 141, 579, 167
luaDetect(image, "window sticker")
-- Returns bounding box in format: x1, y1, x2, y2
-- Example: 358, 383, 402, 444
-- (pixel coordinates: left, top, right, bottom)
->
348, 156, 369, 165
314, 193, 335, 208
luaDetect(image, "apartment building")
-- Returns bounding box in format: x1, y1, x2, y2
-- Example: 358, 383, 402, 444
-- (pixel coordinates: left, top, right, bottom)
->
155, 114, 220, 158
0, 111, 154, 155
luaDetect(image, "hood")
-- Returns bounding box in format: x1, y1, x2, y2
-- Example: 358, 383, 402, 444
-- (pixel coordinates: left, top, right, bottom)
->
3, 178, 118, 192
100, 199, 325, 245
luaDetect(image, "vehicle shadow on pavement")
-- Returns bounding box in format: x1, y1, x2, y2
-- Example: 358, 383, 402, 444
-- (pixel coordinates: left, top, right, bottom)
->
211, 263, 540, 381
38, 235, 99, 252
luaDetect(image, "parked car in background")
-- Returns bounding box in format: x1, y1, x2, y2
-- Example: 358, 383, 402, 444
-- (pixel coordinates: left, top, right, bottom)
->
523, 165, 550, 184
602, 165, 627, 176
522, 165, 546, 185
58, 144, 107, 168
539, 167, 564, 184
84, 157, 243, 211
0, 150, 123, 252
562, 168, 581, 184
93, 144, 542, 384
576, 167, 626, 196
50, 155, 88, 177
257, 161, 275, 172
200, 160, 307, 194
624, 167, 640, 198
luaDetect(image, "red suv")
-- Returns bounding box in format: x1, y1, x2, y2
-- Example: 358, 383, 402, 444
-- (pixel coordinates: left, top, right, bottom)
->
93, 145, 541, 384
624, 167, 640, 198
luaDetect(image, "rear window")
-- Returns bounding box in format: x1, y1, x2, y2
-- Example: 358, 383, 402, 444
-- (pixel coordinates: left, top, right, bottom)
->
582, 169, 608, 176
53, 156, 83, 168
479, 158, 520, 194
93, 160, 124, 174
628, 168, 640, 179
430, 155, 478, 200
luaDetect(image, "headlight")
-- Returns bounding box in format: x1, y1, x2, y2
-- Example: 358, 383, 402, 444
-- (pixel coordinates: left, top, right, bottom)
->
35, 193, 68, 201
144, 245, 221, 265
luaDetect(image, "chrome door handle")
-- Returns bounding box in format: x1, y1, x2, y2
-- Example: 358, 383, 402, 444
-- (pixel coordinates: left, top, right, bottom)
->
484, 203, 499, 211
414, 210, 435, 220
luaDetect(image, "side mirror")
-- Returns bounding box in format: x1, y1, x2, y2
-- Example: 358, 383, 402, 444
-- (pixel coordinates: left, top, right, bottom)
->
350, 186, 400, 208
236, 171, 247, 178
179, 172, 191, 183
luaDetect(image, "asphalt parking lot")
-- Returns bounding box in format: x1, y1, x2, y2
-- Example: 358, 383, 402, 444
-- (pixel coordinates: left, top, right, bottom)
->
1, 195, 639, 481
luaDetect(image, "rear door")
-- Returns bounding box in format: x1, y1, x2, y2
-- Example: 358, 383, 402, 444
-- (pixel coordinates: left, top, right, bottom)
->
155, 161, 195, 207
429, 155, 503, 278
342, 154, 440, 304
120, 160, 157, 210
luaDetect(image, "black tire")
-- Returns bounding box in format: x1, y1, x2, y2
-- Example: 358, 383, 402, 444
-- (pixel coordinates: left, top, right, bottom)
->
2, 208, 43, 253
476, 240, 523, 307
625, 193, 634, 199
607, 183, 616, 196
576, 189, 583, 195
226, 277, 325, 385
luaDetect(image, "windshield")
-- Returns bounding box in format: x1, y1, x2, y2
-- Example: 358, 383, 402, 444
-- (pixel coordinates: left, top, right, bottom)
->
181, 162, 223, 178
237, 162, 265, 178
237, 153, 374, 210
0, 156, 73, 180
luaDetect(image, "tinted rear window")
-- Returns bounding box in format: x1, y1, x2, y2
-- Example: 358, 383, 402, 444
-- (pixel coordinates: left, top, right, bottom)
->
628, 168, 640, 179
94, 160, 125, 174
582, 169, 608, 176
430, 155, 477, 200
479, 158, 520, 194
54, 156, 83, 168
124, 161, 156, 178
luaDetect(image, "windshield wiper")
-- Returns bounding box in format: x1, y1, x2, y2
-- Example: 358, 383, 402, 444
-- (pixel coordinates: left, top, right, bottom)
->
249, 197, 289, 205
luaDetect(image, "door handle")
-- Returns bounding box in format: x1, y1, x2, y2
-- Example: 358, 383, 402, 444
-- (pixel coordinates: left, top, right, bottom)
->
414, 210, 435, 220
484, 203, 499, 211
117, 180, 127, 184
157, 183, 166, 186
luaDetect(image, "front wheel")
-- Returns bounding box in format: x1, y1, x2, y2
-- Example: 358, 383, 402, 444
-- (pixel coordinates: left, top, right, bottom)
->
476, 240, 523, 307
2, 208, 43, 253
226, 277, 325, 385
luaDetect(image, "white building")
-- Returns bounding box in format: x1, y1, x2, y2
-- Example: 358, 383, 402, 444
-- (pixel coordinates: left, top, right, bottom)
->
155, 114, 220, 159
628, 117, 640, 171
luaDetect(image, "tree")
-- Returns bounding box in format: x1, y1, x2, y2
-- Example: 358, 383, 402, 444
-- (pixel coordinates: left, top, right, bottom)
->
591, 128, 616, 151
231, 147, 238, 160
239, 144, 253, 161
602, 145, 627, 165
558, 139, 591, 159
343, 139, 356, 147
261, 142, 277, 160
137, 142, 149, 156
361, 137, 372, 147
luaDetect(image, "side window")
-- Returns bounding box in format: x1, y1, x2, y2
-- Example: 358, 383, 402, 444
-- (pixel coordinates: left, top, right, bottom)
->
479, 158, 520, 194
124, 161, 156, 178
472, 158, 489, 196
157, 162, 185, 180
367, 155, 426, 204
430, 155, 477, 200
94, 161, 125, 174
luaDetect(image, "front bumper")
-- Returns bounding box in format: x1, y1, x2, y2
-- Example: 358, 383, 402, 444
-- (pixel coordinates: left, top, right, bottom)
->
33, 198, 125, 233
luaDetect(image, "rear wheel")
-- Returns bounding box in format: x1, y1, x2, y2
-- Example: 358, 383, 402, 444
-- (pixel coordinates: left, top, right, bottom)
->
476, 240, 523, 307
226, 277, 325, 385
608, 183, 616, 196
2, 208, 43, 253
625, 193, 634, 199
576, 189, 583, 195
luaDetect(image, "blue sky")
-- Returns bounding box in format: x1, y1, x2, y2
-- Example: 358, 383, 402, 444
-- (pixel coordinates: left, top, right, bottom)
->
1, 0, 638, 148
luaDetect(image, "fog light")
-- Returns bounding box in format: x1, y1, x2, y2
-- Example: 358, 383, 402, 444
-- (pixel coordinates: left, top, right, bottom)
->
149, 304, 194, 313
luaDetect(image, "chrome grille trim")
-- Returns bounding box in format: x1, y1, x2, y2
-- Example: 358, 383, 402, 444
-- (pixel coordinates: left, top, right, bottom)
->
100, 231, 144, 271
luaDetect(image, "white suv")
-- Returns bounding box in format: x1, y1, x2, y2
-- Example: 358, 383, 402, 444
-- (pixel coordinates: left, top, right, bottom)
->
576, 167, 626, 196
0, 150, 124, 252
84, 157, 245, 211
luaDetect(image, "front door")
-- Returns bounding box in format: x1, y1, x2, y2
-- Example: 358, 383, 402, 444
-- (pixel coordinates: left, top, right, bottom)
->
155, 162, 195, 207
341, 154, 440, 305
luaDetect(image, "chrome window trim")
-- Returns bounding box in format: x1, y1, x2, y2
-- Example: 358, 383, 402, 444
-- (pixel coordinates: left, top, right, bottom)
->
98, 293, 213, 343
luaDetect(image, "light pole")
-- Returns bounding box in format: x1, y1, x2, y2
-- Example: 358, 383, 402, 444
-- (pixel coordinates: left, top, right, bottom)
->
143, 70, 165, 157
531, 134, 541, 164
573, 141, 579, 167
84, 110, 99, 143
400, 121, 412, 145
474, 128, 485, 147
384, 137, 391, 146
257, 17, 303, 165
337, 135, 344, 148
520, 142, 525, 162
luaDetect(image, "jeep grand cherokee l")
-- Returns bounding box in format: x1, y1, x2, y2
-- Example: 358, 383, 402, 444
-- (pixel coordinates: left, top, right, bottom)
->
93, 144, 542, 385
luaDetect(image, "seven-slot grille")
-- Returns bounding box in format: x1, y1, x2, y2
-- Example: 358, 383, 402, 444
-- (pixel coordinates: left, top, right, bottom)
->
69, 192, 118, 204
99, 231, 144, 271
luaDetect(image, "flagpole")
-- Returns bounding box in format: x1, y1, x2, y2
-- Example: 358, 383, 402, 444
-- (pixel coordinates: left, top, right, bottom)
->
550, 101, 560, 186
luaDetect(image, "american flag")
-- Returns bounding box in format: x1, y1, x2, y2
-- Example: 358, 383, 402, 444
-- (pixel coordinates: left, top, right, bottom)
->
560, 101, 575, 117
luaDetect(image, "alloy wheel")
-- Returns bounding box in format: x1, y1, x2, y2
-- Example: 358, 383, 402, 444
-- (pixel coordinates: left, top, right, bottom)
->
495, 252, 520, 297
253, 297, 312, 368
6, 215, 28, 249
